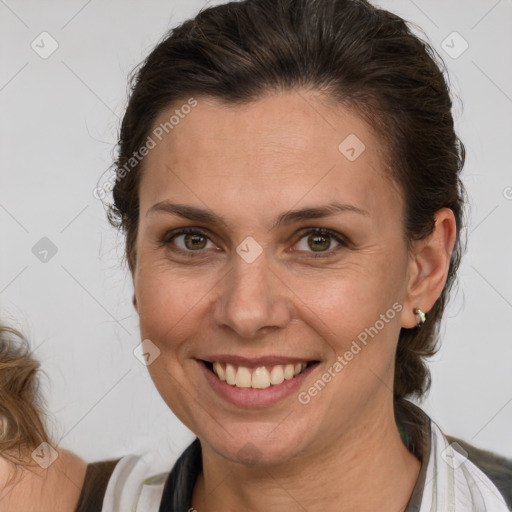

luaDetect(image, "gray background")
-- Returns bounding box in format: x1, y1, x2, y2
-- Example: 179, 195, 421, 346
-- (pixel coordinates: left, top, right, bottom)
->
1, 0, 511, 471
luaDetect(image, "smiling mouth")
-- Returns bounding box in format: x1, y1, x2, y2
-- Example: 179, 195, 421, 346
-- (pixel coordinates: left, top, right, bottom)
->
201, 360, 320, 389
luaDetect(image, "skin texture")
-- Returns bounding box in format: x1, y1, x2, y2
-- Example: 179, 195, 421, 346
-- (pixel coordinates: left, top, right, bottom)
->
0, 448, 87, 511
133, 90, 456, 511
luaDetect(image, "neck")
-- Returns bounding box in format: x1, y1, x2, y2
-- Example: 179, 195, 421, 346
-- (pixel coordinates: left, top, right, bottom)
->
192, 400, 421, 512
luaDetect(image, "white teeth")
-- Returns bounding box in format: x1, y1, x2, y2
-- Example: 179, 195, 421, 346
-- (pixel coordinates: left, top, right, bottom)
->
284, 364, 295, 380
225, 363, 236, 385
213, 361, 225, 381
211, 362, 309, 389
251, 367, 271, 389
235, 366, 252, 388
269, 365, 284, 385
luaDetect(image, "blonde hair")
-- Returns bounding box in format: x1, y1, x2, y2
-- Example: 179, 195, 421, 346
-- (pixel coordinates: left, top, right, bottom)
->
0, 325, 50, 467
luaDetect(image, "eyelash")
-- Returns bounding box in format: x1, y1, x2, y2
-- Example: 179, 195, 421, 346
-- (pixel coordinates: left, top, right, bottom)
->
160, 227, 348, 259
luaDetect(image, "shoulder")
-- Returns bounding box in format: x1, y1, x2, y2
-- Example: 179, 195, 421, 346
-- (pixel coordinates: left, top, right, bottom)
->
91, 453, 169, 512
445, 434, 512, 509
0, 448, 88, 512
74, 455, 123, 512
78, 440, 199, 512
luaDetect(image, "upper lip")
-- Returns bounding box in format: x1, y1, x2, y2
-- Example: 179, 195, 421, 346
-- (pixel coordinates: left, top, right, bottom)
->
196, 355, 318, 368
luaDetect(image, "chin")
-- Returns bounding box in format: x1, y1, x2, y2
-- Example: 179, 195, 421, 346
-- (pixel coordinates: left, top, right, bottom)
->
201, 425, 313, 468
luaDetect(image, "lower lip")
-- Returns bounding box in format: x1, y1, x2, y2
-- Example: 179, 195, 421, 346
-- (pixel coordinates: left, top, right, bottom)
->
196, 359, 319, 408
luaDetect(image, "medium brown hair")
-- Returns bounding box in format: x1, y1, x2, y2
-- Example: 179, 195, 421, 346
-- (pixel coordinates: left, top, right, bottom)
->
106, 0, 467, 399
0, 325, 50, 468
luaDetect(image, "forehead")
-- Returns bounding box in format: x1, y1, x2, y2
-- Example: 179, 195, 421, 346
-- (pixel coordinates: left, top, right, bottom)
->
138, 91, 400, 228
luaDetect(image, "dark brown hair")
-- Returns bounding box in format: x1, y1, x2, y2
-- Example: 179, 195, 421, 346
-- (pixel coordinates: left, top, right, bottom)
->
107, 0, 467, 399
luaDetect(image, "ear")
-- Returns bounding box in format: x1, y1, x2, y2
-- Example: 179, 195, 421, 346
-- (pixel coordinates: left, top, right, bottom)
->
401, 208, 457, 328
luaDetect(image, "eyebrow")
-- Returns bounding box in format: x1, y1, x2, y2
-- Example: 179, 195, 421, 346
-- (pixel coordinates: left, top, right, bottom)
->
147, 200, 370, 230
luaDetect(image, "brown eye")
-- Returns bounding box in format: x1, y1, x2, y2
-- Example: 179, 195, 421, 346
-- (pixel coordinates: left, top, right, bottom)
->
162, 228, 215, 254
307, 232, 331, 251
181, 232, 208, 250
293, 228, 347, 258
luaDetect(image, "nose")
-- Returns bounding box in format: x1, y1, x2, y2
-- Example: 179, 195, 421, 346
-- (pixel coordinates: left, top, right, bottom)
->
212, 251, 293, 339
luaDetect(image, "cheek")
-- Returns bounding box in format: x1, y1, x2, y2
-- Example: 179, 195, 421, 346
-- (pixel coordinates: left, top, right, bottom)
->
134, 266, 207, 412
134, 256, 224, 361
293, 270, 402, 369
293, 263, 396, 326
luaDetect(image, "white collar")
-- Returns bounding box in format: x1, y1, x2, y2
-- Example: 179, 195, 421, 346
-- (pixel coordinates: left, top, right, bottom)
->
103, 412, 510, 511
419, 417, 509, 511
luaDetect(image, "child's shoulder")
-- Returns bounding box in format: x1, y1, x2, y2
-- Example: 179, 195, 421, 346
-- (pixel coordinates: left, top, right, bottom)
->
0, 448, 87, 512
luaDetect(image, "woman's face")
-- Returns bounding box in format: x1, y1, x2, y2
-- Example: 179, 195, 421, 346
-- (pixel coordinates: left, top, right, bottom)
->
133, 91, 416, 465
